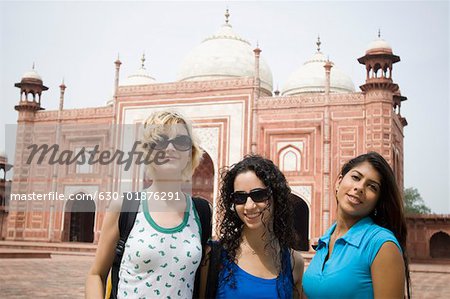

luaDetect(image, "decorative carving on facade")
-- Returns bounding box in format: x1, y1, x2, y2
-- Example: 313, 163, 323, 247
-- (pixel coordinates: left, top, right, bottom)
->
363, 90, 394, 100
258, 92, 364, 108
34, 107, 113, 121
118, 77, 255, 96
194, 127, 219, 170
290, 185, 312, 205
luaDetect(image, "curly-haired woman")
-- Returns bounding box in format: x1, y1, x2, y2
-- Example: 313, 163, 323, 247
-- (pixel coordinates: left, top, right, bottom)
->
200, 155, 304, 299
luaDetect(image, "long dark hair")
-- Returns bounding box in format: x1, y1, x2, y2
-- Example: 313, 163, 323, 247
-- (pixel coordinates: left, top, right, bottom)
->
340, 151, 411, 298
217, 154, 294, 295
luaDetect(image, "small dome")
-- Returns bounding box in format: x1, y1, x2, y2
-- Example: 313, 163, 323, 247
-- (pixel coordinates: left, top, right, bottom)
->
21, 65, 42, 82
282, 51, 355, 95
366, 37, 393, 55
177, 11, 273, 92
121, 68, 156, 86
121, 54, 157, 86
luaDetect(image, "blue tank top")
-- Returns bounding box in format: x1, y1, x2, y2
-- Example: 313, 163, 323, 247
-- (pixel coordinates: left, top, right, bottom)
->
216, 248, 293, 299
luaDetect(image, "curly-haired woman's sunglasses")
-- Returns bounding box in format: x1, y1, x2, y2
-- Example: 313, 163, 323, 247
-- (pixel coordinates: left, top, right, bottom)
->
231, 188, 271, 205
148, 135, 192, 151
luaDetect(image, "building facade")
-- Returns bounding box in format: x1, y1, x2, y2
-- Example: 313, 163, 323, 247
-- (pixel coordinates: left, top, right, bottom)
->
406, 215, 450, 260
0, 153, 12, 240
6, 12, 410, 251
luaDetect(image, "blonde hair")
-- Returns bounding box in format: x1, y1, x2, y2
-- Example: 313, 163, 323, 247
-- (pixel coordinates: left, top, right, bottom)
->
142, 110, 203, 181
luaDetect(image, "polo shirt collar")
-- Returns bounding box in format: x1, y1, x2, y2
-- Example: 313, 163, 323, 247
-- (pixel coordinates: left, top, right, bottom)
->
317, 217, 374, 249
316, 223, 335, 250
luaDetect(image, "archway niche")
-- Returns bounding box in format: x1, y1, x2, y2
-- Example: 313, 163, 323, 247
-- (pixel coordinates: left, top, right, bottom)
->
63, 194, 95, 243
290, 194, 309, 251
192, 151, 214, 204
430, 231, 450, 259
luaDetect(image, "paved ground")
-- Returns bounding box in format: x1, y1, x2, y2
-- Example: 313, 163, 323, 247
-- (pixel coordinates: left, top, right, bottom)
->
0, 255, 449, 298
0, 255, 92, 298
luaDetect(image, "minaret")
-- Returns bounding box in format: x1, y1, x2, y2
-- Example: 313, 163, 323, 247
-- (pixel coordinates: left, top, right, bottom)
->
251, 44, 262, 154
9, 64, 48, 240
357, 31, 401, 92
358, 32, 407, 188
14, 64, 48, 121
59, 79, 66, 111
114, 54, 122, 98
253, 42, 262, 98
321, 37, 333, 233
324, 56, 333, 96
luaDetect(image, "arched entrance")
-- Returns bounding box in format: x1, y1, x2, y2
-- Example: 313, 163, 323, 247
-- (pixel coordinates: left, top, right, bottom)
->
63, 194, 95, 242
192, 151, 214, 204
430, 231, 450, 258
290, 194, 309, 251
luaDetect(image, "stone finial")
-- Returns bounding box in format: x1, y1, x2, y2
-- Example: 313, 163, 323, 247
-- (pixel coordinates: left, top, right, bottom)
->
274, 84, 280, 96
254, 41, 261, 55
324, 56, 333, 70
141, 53, 146, 69
378, 29, 381, 38
225, 8, 230, 24
114, 54, 122, 70
316, 35, 321, 52
59, 78, 66, 89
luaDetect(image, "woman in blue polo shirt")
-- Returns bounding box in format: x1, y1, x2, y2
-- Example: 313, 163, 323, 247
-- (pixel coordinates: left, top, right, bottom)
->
303, 152, 411, 298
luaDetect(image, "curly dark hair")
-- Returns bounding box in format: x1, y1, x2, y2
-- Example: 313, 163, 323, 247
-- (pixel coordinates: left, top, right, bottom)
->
340, 151, 411, 298
216, 154, 294, 294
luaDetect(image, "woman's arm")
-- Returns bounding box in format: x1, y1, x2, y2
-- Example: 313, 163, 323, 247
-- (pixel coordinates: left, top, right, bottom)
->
292, 250, 305, 299
198, 245, 211, 299
85, 209, 120, 299
371, 242, 405, 299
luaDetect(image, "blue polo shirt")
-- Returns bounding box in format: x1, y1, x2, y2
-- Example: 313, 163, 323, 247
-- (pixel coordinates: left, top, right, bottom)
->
303, 217, 401, 299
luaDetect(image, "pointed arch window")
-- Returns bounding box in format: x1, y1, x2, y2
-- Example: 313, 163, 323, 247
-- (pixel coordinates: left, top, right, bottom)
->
76, 147, 94, 174
279, 146, 302, 172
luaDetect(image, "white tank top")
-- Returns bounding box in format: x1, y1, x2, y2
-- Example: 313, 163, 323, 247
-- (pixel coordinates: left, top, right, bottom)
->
118, 195, 202, 299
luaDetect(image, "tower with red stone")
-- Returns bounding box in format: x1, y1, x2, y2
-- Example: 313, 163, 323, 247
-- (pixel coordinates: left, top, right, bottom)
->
358, 32, 407, 189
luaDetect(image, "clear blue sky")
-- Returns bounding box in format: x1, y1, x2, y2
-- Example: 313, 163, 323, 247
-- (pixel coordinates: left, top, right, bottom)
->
1, 1, 449, 213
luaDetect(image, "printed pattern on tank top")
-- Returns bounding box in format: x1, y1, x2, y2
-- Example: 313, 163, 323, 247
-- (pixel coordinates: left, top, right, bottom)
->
117, 195, 202, 299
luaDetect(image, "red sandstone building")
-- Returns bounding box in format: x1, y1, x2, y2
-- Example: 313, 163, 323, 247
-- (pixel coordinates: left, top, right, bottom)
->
6, 11, 445, 257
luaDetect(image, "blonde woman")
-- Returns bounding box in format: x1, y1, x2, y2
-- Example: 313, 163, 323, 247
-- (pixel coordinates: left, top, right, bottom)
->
86, 110, 211, 299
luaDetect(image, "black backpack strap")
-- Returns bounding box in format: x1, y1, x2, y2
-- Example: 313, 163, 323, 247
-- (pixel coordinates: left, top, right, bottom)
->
192, 196, 212, 247
110, 193, 140, 299
205, 240, 223, 299
192, 196, 212, 299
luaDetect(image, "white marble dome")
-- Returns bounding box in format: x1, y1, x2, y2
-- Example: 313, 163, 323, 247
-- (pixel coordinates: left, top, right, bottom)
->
177, 21, 273, 92
282, 51, 355, 95
121, 55, 156, 86
21, 67, 42, 82
366, 37, 393, 55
